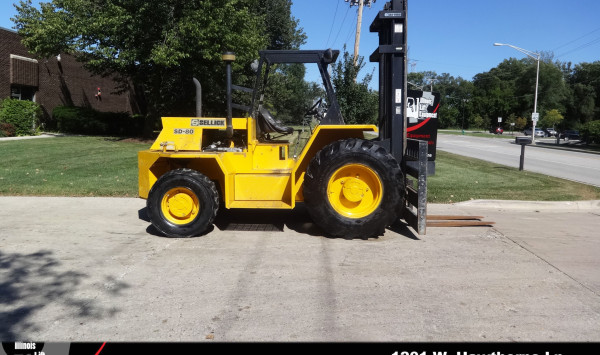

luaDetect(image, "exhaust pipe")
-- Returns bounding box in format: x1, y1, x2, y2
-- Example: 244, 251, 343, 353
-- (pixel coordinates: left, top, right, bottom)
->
192, 77, 202, 117
222, 51, 235, 138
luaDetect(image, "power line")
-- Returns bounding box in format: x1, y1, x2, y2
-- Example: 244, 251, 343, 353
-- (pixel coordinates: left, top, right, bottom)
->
343, 13, 357, 47
552, 26, 600, 52
331, 5, 351, 48
556, 36, 600, 58
325, 0, 341, 48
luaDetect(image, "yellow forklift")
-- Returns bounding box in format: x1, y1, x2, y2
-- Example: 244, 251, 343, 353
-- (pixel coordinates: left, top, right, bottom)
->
138, 0, 425, 239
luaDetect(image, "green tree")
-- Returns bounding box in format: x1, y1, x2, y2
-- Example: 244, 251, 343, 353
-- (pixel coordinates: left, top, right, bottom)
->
472, 58, 526, 128
256, 0, 306, 50
12, 0, 306, 134
434, 74, 473, 129
470, 114, 484, 130
331, 48, 378, 124
531, 60, 569, 116
408, 71, 437, 92
580, 120, 600, 144
567, 83, 596, 125
515, 116, 527, 131
505, 113, 517, 133
542, 109, 564, 129
567, 61, 600, 125
471, 56, 573, 130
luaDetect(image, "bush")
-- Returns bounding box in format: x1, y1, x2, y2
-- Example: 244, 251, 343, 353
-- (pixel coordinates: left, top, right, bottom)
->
53, 106, 144, 136
0, 98, 41, 136
0, 122, 16, 137
53, 106, 106, 134
580, 120, 600, 144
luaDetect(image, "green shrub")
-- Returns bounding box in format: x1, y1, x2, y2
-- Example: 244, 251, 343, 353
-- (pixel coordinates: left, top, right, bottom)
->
580, 120, 600, 144
53, 106, 143, 136
53, 106, 107, 134
0, 98, 41, 136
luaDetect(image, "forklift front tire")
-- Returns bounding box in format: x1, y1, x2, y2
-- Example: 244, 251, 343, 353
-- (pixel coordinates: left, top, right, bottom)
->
304, 138, 404, 239
147, 169, 219, 238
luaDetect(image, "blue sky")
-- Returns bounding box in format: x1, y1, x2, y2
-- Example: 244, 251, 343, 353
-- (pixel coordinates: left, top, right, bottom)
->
2, 0, 599, 82
292, 0, 600, 80
291, 0, 600, 82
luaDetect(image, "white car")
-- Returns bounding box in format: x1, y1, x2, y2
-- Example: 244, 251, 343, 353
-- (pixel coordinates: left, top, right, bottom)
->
523, 128, 545, 138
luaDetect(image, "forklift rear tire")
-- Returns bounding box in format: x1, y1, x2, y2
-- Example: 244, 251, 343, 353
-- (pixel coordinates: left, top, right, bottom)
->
147, 168, 219, 238
304, 138, 404, 239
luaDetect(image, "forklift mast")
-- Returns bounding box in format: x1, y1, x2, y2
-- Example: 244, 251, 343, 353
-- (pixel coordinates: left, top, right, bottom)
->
369, 0, 408, 163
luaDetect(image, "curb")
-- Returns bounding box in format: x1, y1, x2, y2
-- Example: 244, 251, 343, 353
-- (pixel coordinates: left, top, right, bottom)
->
529, 141, 600, 155
1, 196, 598, 212
454, 199, 600, 211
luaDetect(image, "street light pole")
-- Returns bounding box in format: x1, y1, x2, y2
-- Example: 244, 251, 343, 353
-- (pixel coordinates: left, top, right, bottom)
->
494, 43, 541, 143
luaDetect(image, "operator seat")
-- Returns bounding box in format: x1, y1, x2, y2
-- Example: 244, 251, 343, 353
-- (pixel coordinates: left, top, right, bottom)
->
257, 106, 294, 135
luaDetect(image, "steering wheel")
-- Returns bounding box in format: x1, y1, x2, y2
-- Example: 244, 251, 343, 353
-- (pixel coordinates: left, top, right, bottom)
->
304, 98, 323, 117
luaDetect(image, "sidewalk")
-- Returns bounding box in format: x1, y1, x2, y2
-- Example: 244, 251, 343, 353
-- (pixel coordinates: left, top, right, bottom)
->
455, 199, 600, 210
0, 132, 66, 141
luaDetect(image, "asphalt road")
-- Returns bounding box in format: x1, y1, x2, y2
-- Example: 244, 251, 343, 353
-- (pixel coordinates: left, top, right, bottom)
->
1, 196, 599, 342
437, 134, 600, 187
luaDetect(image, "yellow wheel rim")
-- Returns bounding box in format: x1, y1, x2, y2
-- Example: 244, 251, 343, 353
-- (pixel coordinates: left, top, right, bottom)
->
161, 187, 200, 225
327, 163, 382, 219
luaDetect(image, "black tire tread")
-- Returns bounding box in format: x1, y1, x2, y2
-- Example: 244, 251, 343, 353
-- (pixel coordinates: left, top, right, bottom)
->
304, 138, 404, 239
147, 168, 219, 238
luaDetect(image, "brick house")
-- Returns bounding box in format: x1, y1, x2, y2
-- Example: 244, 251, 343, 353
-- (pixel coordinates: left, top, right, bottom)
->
1, 26, 135, 124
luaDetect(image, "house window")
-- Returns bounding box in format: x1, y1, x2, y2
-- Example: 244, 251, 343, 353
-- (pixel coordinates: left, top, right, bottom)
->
10, 85, 36, 101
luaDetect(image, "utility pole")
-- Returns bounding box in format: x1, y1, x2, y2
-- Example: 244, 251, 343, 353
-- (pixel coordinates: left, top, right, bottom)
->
346, 0, 375, 67
353, 0, 364, 67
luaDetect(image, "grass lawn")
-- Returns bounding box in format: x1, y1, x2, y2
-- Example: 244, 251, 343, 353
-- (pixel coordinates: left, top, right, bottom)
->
429, 151, 600, 203
1, 136, 599, 202
0, 136, 148, 197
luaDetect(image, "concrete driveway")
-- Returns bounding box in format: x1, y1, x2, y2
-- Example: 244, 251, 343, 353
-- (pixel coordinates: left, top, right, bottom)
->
0, 196, 599, 342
